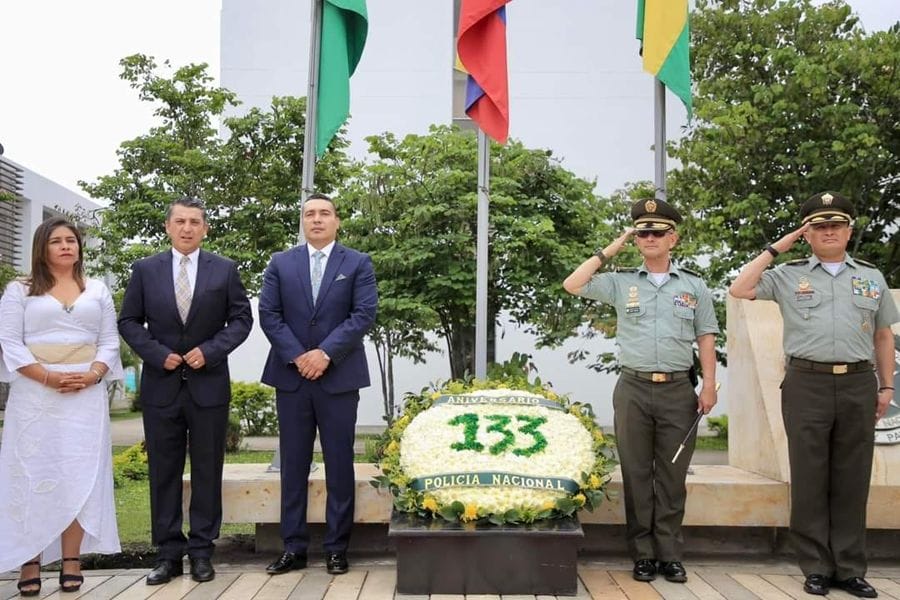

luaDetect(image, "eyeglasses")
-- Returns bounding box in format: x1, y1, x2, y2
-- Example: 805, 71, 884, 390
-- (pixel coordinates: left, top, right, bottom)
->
635, 230, 670, 238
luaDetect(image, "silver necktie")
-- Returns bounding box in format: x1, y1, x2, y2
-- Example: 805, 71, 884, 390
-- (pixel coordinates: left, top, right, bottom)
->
175, 255, 192, 322
311, 250, 325, 304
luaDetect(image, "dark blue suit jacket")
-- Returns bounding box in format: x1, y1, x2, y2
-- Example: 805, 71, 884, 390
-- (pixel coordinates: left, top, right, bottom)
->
259, 243, 377, 394
118, 249, 253, 407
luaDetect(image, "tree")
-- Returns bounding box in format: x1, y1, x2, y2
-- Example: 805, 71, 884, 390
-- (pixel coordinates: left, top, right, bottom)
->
669, 0, 900, 290
338, 125, 616, 383
80, 54, 353, 293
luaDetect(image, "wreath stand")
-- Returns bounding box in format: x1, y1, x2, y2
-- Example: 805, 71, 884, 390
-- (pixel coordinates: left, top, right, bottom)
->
388, 510, 583, 595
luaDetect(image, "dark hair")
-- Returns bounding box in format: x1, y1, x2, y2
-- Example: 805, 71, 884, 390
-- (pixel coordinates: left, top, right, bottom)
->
27, 216, 85, 296
166, 197, 208, 222
305, 192, 338, 216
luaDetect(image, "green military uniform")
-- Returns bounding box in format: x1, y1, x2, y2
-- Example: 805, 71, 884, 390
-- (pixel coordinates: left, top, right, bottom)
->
577, 199, 719, 562
755, 192, 900, 580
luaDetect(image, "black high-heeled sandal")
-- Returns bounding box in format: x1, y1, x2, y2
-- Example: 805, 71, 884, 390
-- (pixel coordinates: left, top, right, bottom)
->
16, 560, 41, 597
59, 557, 84, 593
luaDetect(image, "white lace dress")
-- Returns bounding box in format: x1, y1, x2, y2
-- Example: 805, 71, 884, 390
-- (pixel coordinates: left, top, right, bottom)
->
0, 279, 123, 571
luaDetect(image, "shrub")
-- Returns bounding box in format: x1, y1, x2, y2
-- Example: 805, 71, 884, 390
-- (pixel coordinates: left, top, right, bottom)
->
113, 442, 148, 488
225, 412, 244, 453
707, 415, 728, 439
230, 381, 278, 436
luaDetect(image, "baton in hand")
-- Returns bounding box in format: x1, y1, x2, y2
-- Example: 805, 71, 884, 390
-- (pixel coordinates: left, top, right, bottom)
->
671, 409, 704, 464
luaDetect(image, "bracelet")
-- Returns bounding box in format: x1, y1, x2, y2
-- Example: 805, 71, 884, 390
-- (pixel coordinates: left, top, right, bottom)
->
765, 245, 779, 258
879, 387, 895, 392
90, 367, 104, 379
42, 370, 50, 386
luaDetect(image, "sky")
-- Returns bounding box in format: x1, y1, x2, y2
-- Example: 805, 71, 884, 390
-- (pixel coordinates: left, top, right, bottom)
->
1, 0, 898, 200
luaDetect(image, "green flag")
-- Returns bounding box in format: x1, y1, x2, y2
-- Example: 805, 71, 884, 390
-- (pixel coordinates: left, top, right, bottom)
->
316, 0, 368, 157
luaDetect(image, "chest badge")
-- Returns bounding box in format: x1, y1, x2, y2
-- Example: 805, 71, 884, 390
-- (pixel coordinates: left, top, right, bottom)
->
626, 286, 641, 314
795, 276, 815, 302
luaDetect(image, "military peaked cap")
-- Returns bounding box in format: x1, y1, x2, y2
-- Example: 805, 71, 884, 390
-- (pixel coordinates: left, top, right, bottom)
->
631, 198, 682, 230
800, 191, 855, 225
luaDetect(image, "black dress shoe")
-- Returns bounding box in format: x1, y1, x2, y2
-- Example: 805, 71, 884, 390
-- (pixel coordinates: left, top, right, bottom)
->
189, 557, 215, 582
266, 552, 307, 575
326, 552, 349, 575
658, 561, 688, 583
833, 576, 878, 598
632, 559, 657, 582
803, 574, 830, 596
146, 559, 183, 585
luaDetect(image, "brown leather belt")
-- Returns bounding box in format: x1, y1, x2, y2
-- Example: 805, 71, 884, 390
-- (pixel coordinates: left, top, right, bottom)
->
788, 356, 872, 375
621, 367, 690, 383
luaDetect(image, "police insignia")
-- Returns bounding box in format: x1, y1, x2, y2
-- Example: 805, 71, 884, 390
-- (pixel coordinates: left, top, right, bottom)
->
851, 276, 881, 299
626, 286, 641, 314
673, 293, 697, 309
822, 193, 834, 205
795, 276, 815, 302
645, 200, 657, 213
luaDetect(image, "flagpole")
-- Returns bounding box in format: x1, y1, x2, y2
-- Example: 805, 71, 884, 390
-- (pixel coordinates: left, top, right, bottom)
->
272, 0, 323, 474
474, 128, 490, 379
654, 78, 667, 201
299, 0, 324, 244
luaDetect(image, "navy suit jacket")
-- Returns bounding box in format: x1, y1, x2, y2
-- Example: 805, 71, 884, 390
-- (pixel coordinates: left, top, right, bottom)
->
118, 249, 253, 407
259, 243, 377, 394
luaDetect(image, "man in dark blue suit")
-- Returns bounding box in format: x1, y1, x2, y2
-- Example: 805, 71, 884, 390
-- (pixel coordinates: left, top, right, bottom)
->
118, 197, 252, 585
260, 193, 377, 576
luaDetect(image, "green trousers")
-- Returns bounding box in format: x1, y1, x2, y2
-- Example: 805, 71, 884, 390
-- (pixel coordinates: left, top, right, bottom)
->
613, 374, 698, 561
781, 366, 877, 579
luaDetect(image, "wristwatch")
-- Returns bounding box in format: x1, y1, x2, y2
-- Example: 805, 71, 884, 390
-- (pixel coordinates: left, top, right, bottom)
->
594, 249, 609, 262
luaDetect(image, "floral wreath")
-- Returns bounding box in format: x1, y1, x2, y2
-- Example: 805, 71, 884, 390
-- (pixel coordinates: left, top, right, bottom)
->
373, 379, 616, 525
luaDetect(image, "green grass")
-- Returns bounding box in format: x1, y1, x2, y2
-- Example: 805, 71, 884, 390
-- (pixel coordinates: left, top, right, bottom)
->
695, 436, 728, 451
109, 410, 142, 421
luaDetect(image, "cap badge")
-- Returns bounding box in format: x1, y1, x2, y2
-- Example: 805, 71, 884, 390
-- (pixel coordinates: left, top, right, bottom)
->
821, 193, 833, 205
645, 200, 657, 213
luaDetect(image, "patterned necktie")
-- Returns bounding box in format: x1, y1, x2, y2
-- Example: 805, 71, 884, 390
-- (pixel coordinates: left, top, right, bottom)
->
175, 255, 192, 322
311, 250, 325, 304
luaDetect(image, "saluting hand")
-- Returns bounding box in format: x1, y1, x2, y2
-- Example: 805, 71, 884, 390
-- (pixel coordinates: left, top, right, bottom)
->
607, 227, 636, 258
771, 223, 810, 254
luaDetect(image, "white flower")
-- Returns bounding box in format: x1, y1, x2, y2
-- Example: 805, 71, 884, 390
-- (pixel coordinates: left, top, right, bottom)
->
399, 389, 595, 514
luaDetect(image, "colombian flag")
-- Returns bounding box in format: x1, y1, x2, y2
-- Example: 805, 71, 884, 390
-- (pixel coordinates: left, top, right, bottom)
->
636, 0, 692, 117
456, 0, 511, 144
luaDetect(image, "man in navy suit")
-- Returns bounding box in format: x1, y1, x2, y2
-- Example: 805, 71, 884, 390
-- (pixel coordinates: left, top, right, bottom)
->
260, 193, 377, 576
118, 197, 252, 585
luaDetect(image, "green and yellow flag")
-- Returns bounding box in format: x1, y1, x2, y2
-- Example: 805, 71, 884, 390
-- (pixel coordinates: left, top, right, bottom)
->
636, 0, 691, 117
316, 0, 368, 157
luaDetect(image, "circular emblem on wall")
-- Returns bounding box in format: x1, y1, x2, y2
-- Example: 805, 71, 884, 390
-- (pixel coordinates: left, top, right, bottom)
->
874, 335, 900, 445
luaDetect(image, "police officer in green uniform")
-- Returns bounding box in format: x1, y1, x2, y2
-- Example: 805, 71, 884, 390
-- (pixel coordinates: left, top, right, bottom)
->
564, 198, 719, 584
730, 192, 899, 598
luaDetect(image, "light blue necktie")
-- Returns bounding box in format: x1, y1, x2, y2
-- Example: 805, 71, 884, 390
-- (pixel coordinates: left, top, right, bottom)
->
311, 250, 325, 304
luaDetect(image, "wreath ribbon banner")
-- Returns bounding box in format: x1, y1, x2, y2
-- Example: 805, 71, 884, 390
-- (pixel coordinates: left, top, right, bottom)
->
432, 394, 566, 412
410, 471, 581, 494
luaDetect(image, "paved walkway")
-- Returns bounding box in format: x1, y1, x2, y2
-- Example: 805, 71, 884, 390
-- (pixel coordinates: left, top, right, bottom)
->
2, 559, 899, 599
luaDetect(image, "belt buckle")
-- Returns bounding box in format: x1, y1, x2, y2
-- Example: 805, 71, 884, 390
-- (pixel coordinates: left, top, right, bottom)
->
651, 372, 667, 383
832, 364, 848, 375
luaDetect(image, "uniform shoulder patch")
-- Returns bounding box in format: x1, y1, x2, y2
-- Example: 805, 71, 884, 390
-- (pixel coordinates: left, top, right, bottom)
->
677, 266, 703, 278
853, 258, 877, 268
785, 258, 810, 266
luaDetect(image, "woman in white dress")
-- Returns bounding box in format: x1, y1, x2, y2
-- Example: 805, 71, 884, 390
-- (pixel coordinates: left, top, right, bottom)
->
0, 217, 122, 595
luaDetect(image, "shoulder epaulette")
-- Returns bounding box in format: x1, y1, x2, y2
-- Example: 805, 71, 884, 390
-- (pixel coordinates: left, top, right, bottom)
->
785, 258, 810, 266
677, 266, 703, 278
614, 267, 637, 273
853, 258, 877, 268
